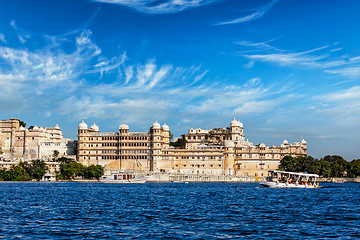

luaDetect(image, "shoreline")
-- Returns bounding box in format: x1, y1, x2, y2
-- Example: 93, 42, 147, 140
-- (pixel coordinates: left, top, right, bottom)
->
0, 177, 359, 183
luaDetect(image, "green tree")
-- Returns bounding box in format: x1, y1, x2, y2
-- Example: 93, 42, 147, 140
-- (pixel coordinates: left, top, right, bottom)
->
57, 157, 74, 164
25, 159, 48, 180
279, 155, 351, 178
320, 155, 348, 177
53, 150, 60, 161
85, 165, 104, 180
8, 164, 30, 181
59, 162, 85, 180
348, 159, 360, 178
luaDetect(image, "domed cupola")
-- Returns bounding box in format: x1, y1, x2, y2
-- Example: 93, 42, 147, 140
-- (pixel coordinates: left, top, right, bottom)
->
230, 118, 240, 127
301, 139, 307, 145
152, 120, 161, 129
162, 123, 169, 131
283, 140, 289, 145
90, 122, 99, 132
33, 126, 39, 131
54, 123, 60, 130
119, 124, 129, 130
78, 120, 88, 130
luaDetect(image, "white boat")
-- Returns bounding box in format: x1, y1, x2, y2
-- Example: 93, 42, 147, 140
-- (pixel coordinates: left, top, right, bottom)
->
100, 171, 147, 183
257, 170, 319, 188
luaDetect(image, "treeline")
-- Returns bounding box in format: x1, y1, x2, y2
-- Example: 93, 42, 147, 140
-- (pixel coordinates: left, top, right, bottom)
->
0, 157, 104, 181
0, 160, 47, 181
57, 157, 104, 180
279, 155, 360, 178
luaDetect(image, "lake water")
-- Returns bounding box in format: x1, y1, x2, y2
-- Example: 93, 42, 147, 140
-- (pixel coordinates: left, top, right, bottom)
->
0, 182, 359, 239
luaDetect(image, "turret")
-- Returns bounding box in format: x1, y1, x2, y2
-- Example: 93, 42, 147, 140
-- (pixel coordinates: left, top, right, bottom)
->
229, 118, 244, 142
119, 124, 129, 134
224, 140, 235, 175
161, 123, 170, 148
150, 120, 162, 171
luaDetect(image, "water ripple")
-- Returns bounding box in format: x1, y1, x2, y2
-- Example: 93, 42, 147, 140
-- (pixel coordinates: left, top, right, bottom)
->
0, 182, 359, 239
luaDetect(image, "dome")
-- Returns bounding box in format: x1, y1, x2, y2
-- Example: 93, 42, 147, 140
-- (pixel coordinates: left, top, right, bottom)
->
90, 122, 99, 132
283, 140, 289, 145
224, 140, 235, 148
301, 139, 307, 144
230, 118, 243, 128
78, 120, 88, 130
54, 123, 60, 130
230, 118, 240, 127
162, 123, 169, 131
19, 126, 26, 131
152, 120, 161, 129
33, 126, 39, 131
119, 123, 129, 130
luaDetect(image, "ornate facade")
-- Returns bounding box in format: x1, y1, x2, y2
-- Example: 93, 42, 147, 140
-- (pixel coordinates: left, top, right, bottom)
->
77, 118, 307, 177
0, 118, 76, 160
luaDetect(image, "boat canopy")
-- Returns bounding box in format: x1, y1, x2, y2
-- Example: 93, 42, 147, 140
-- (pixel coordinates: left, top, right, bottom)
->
269, 170, 319, 178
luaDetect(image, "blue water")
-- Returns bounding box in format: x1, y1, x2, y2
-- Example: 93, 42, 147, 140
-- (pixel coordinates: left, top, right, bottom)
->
0, 182, 359, 239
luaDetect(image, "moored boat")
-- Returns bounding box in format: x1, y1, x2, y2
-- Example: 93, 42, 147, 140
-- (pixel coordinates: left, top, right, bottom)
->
257, 170, 319, 188
100, 171, 147, 183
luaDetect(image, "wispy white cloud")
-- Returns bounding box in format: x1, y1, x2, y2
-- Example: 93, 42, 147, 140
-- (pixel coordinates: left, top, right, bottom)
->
215, 0, 278, 25
93, 0, 219, 14
0, 33, 6, 44
187, 78, 296, 116
0, 29, 123, 99
312, 85, 360, 124
0, 27, 302, 138
9, 20, 29, 44
239, 40, 360, 80
325, 67, 360, 78
330, 48, 343, 52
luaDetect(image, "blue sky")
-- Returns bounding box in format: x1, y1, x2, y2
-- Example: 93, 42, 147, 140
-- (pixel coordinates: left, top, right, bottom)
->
0, 0, 359, 160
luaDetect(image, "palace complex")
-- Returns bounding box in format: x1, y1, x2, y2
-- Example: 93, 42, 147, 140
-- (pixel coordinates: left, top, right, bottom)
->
0, 118, 76, 160
77, 118, 307, 177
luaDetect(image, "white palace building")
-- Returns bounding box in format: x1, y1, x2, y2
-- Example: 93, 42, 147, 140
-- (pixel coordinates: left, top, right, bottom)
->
77, 118, 307, 177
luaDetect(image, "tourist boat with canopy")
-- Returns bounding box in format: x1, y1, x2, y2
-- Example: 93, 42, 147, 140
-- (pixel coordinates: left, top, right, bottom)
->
257, 170, 319, 188
100, 171, 148, 183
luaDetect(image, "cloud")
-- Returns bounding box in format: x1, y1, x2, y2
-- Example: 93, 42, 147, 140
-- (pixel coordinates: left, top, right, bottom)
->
0, 33, 6, 44
93, 0, 219, 14
215, 0, 278, 25
0, 30, 123, 103
313, 86, 360, 123
325, 67, 360, 78
239, 41, 360, 80
9, 20, 29, 44
0, 27, 301, 138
